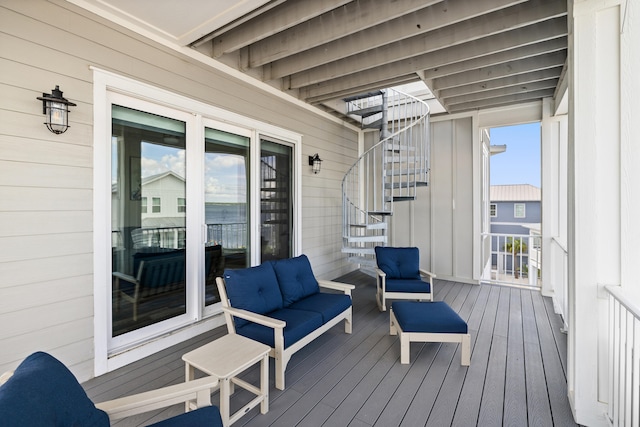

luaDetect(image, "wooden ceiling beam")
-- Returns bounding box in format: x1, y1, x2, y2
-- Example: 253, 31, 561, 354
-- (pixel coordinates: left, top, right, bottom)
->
421, 37, 566, 81
205, 0, 352, 57
436, 67, 563, 98
246, 0, 443, 68
297, 20, 566, 100
441, 78, 559, 105
267, 0, 525, 80
432, 50, 566, 90
446, 88, 555, 112
288, 6, 566, 88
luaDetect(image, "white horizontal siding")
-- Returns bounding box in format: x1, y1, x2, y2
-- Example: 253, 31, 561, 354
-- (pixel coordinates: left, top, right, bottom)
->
0, 0, 358, 381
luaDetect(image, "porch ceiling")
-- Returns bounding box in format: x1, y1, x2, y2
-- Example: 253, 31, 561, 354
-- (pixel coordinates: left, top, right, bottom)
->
73, 0, 568, 118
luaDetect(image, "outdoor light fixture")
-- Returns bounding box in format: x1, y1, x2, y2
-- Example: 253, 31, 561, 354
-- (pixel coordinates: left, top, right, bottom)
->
308, 153, 322, 174
36, 85, 76, 134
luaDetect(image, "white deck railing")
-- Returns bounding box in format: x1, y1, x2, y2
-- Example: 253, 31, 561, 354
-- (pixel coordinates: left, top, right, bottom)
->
481, 232, 540, 287
606, 286, 640, 427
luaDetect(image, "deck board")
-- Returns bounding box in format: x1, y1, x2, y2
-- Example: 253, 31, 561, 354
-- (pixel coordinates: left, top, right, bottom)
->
83, 272, 578, 426
522, 290, 554, 427
504, 289, 527, 425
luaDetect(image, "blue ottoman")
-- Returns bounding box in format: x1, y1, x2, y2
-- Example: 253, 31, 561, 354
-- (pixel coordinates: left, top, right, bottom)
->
390, 301, 470, 365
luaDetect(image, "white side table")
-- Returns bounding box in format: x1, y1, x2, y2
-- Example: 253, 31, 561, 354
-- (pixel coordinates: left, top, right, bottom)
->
182, 334, 271, 426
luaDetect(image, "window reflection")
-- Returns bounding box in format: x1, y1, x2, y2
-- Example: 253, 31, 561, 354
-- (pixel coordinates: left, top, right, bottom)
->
111, 105, 186, 336
204, 128, 250, 305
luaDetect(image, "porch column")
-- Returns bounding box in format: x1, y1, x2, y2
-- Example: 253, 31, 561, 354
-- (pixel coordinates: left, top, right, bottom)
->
541, 97, 568, 326
568, 0, 638, 426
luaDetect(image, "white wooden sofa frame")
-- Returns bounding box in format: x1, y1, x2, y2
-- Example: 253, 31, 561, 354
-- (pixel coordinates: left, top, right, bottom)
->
375, 267, 436, 311
1, 370, 219, 422
216, 277, 355, 390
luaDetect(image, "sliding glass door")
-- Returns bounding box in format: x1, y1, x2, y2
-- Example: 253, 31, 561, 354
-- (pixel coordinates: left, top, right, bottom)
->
99, 78, 300, 366
111, 105, 187, 337
203, 127, 251, 307
260, 138, 293, 262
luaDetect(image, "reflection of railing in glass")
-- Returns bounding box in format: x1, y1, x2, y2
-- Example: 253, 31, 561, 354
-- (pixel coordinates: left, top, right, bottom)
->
131, 227, 186, 250
121, 224, 248, 251
206, 223, 247, 249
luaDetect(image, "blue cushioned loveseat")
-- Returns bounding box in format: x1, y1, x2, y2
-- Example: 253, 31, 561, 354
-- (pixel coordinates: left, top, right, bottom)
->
216, 254, 355, 390
0, 351, 222, 426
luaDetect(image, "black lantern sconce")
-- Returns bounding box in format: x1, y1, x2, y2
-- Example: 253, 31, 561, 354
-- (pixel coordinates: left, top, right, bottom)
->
308, 153, 322, 174
36, 85, 76, 134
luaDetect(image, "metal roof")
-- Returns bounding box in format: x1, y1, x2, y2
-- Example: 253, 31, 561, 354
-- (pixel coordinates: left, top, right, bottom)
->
490, 184, 541, 201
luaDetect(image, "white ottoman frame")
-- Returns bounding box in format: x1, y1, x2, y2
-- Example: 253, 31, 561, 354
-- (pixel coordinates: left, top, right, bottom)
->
390, 307, 471, 365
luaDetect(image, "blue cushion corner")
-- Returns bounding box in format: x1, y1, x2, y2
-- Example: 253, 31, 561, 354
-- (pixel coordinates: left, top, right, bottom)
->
0, 352, 110, 427
272, 255, 320, 306
223, 263, 283, 327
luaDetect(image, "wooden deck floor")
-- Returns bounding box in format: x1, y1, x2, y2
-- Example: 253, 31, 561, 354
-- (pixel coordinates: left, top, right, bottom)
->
84, 271, 578, 426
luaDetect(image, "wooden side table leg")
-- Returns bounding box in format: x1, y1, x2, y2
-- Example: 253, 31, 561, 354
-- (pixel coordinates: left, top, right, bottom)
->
220, 377, 230, 427
184, 363, 195, 412
260, 354, 269, 414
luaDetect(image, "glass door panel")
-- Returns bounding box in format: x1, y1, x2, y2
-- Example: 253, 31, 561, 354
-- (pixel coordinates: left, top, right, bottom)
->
204, 128, 250, 305
260, 139, 293, 262
111, 105, 186, 336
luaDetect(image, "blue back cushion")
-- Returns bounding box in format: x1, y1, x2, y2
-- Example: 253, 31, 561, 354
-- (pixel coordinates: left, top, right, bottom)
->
272, 255, 320, 306
224, 262, 283, 327
375, 246, 421, 279
0, 352, 110, 426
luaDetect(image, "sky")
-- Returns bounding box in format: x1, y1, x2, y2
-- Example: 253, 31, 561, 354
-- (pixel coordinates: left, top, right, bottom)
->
489, 122, 541, 188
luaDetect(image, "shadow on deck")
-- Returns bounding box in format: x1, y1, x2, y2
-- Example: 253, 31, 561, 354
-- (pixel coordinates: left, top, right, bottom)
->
84, 271, 577, 426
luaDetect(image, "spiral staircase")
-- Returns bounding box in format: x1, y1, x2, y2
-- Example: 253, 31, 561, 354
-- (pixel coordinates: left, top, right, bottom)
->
341, 89, 431, 268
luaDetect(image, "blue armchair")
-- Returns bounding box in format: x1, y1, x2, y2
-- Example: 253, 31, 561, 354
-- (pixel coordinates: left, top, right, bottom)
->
0, 352, 222, 426
374, 246, 435, 311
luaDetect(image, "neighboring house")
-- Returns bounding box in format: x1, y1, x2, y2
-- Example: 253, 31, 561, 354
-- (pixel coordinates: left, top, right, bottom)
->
490, 184, 541, 236
489, 184, 541, 281
112, 171, 186, 230
1, 2, 638, 426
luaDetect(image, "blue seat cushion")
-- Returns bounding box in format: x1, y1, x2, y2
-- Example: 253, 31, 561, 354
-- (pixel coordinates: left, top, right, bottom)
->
0, 352, 110, 427
149, 405, 222, 427
236, 308, 323, 348
385, 278, 431, 293
375, 247, 421, 279
224, 262, 283, 328
288, 293, 351, 324
392, 301, 468, 334
272, 255, 320, 306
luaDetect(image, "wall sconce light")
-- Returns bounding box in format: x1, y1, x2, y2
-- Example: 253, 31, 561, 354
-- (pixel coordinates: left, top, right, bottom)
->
36, 85, 76, 134
308, 153, 322, 174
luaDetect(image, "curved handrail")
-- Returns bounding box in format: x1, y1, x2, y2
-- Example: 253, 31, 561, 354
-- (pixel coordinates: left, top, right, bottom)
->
342, 88, 430, 258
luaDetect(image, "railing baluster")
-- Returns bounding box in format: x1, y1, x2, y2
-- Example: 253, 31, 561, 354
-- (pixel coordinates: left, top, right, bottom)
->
606, 286, 640, 427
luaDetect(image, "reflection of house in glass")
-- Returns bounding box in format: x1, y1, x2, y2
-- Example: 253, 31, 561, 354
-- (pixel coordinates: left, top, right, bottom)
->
489, 184, 541, 285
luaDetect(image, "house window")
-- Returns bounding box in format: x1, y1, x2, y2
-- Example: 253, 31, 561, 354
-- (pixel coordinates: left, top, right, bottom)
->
177, 197, 186, 213
152, 197, 161, 213
514, 203, 526, 218
141, 197, 147, 213
490, 203, 497, 217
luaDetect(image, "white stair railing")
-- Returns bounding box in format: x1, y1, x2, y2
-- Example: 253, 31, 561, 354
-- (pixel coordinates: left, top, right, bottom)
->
606, 285, 640, 427
342, 89, 430, 265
